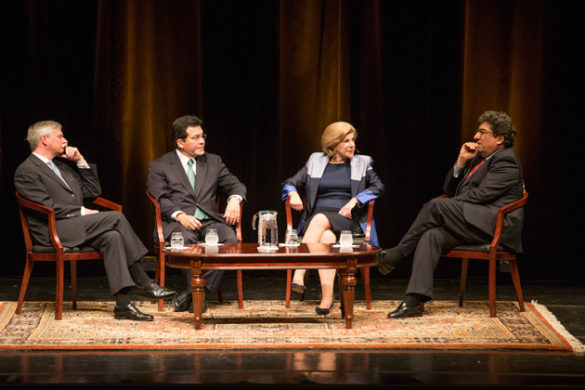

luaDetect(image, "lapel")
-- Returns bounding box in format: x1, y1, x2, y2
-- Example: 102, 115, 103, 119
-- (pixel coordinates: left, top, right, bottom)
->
169, 152, 197, 199
194, 154, 208, 200
349, 157, 362, 196
31, 155, 74, 193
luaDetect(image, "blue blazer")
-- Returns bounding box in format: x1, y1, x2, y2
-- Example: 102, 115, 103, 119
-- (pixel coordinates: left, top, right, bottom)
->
281, 153, 385, 246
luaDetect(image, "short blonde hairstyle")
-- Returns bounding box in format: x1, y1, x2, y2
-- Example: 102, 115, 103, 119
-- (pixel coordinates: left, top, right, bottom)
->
27, 120, 62, 151
321, 121, 357, 157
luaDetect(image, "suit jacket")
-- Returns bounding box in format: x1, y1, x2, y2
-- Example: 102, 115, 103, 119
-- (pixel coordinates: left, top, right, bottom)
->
14, 154, 102, 247
442, 147, 525, 253
281, 152, 385, 246
147, 151, 247, 240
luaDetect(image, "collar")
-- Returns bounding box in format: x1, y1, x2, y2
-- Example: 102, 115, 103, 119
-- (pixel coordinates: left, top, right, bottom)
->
32, 152, 52, 165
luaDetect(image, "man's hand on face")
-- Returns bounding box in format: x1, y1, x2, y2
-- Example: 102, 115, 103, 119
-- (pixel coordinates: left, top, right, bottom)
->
456, 142, 479, 167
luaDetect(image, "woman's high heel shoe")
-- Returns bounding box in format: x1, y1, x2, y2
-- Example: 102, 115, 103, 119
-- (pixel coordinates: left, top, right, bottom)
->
315, 303, 335, 316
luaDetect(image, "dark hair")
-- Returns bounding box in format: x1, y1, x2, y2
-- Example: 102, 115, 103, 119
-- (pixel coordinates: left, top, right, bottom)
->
478, 111, 516, 148
172, 115, 203, 143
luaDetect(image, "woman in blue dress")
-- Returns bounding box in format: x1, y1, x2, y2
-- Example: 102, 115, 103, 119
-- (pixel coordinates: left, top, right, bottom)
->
281, 121, 385, 315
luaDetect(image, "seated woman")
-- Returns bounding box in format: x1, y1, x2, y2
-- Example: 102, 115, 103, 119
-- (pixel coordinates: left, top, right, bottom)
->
281, 121, 384, 315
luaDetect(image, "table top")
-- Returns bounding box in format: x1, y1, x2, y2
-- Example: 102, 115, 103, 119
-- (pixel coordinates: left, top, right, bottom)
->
164, 242, 381, 258
164, 242, 381, 270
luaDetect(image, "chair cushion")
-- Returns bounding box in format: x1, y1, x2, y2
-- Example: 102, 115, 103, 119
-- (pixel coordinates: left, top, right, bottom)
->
449, 244, 508, 252
32, 245, 98, 253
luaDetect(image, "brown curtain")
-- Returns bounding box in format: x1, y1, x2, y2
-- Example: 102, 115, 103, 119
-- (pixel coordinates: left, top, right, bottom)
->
0, 0, 582, 279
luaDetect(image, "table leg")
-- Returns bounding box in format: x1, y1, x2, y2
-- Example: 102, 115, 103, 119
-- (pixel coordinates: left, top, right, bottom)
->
340, 257, 358, 329
190, 259, 206, 329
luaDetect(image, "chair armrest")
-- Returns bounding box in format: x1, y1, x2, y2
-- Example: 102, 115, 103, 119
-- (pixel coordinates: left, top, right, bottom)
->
146, 191, 166, 248
364, 200, 375, 244
16, 192, 64, 252
491, 191, 528, 250
92, 197, 123, 212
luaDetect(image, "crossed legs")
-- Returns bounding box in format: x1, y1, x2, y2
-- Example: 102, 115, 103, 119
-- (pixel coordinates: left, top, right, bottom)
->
292, 213, 337, 310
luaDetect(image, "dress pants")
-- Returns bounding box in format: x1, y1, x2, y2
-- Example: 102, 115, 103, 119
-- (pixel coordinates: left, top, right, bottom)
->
173, 219, 237, 293
81, 211, 148, 295
396, 197, 491, 300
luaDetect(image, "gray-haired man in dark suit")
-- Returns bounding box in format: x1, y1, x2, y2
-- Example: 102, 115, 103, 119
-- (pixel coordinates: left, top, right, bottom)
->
14, 120, 176, 321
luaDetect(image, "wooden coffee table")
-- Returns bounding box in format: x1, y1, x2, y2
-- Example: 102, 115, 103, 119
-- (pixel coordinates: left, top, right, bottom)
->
164, 242, 381, 329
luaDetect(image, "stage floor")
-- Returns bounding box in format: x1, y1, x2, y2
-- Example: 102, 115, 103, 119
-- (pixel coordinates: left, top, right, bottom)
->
0, 266, 584, 389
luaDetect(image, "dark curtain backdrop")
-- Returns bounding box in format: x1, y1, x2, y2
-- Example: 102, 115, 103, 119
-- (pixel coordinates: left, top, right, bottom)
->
1, 0, 583, 281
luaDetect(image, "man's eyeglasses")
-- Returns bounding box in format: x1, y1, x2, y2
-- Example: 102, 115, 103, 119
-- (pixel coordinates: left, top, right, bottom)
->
476, 128, 493, 136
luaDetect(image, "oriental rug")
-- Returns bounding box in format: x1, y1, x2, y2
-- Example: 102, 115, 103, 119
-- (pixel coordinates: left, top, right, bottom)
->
0, 300, 582, 351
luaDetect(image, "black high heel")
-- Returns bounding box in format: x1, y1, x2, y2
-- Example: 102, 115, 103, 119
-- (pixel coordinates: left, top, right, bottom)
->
315, 303, 335, 316
291, 283, 307, 295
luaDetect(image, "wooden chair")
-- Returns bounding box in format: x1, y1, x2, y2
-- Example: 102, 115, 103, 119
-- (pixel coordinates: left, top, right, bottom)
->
146, 191, 244, 311
441, 190, 529, 317
15, 192, 123, 320
284, 197, 376, 309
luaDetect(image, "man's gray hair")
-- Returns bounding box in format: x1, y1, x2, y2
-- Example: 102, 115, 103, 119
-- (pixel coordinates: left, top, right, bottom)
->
26, 120, 62, 151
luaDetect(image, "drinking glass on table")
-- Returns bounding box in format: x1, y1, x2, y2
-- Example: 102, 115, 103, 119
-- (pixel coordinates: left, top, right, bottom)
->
339, 230, 353, 247
285, 228, 299, 246
205, 229, 219, 246
170, 232, 184, 248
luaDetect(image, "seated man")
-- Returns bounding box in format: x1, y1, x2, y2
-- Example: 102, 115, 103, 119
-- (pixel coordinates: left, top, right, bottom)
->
377, 111, 525, 318
147, 115, 246, 312
14, 120, 176, 321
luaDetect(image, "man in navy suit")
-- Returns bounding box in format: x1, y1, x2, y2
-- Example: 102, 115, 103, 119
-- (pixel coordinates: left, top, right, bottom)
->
377, 111, 525, 318
15, 120, 176, 321
147, 115, 246, 312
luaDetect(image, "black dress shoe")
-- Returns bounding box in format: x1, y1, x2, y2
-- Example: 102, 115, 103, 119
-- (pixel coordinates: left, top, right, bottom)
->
140, 281, 176, 300
172, 291, 192, 312
173, 291, 207, 313
387, 301, 424, 319
376, 247, 404, 275
114, 303, 154, 321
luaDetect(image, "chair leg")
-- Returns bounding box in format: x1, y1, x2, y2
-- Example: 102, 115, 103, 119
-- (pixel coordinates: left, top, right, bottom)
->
508, 259, 525, 312
285, 270, 292, 308
55, 257, 65, 320
70, 261, 77, 310
360, 267, 372, 310
236, 270, 244, 309
157, 251, 165, 312
488, 254, 497, 317
15, 257, 34, 314
458, 258, 469, 307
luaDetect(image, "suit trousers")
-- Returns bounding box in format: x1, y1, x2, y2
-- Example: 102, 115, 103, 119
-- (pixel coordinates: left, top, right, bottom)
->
397, 197, 491, 300
82, 211, 148, 295
174, 219, 238, 293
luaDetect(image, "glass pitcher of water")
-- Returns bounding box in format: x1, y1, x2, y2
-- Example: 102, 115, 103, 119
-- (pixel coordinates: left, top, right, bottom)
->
252, 210, 278, 249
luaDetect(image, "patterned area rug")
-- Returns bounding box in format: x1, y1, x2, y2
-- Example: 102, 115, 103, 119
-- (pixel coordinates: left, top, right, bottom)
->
0, 300, 582, 351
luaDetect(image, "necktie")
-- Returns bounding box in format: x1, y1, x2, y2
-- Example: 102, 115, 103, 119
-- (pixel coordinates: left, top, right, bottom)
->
466, 160, 484, 180
187, 159, 208, 220
47, 161, 71, 190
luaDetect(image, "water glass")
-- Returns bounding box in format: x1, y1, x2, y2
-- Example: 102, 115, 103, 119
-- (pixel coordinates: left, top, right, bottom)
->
170, 232, 184, 248
285, 228, 299, 246
339, 230, 353, 247
205, 229, 219, 246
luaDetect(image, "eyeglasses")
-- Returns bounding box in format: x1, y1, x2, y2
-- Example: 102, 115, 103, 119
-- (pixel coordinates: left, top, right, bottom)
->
476, 128, 493, 136
194, 133, 207, 140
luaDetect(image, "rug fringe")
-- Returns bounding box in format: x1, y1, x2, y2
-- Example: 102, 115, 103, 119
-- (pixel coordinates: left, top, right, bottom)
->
530, 300, 585, 353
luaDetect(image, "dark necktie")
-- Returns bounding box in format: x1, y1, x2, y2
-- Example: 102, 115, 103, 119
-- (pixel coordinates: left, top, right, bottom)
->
187, 159, 208, 220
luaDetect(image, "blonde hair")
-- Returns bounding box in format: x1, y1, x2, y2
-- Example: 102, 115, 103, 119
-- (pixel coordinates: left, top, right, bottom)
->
27, 120, 62, 151
321, 121, 357, 158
